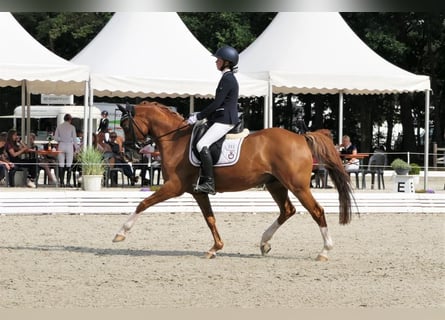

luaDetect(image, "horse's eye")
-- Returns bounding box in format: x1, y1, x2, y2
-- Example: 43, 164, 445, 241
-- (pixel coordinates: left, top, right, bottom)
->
120, 119, 129, 130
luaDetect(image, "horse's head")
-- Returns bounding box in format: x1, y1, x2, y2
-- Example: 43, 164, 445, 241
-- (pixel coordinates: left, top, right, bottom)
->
118, 101, 188, 159
117, 102, 149, 165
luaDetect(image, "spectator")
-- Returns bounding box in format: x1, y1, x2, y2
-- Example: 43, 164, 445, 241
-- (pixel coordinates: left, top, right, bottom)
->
28, 132, 57, 185
0, 131, 15, 185
54, 113, 77, 187
106, 132, 137, 186
5, 129, 36, 188
338, 135, 359, 172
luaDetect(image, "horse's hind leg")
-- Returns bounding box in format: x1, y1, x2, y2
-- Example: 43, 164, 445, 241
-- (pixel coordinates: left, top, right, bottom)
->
192, 192, 223, 259
292, 187, 333, 261
260, 180, 297, 256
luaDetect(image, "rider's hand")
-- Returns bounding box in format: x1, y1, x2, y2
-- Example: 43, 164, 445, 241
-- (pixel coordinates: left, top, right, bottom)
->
187, 113, 198, 125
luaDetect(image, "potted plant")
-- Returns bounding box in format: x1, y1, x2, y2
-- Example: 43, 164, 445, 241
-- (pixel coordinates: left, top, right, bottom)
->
390, 158, 411, 175
79, 146, 105, 191
409, 162, 421, 184
409, 163, 421, 175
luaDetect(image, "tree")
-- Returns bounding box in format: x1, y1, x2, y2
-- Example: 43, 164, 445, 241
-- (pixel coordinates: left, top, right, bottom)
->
178, 13, 275, 52
13, 13, 112, 59
342, 12, 445, 155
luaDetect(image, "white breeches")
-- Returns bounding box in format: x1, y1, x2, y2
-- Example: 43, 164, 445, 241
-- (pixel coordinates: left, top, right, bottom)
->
58, 142, 74, 167
196, 122, 234, 152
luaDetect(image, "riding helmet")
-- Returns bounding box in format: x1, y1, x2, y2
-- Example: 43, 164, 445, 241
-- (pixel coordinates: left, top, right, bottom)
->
101, 110, 109, 116
213, 45, 239, 66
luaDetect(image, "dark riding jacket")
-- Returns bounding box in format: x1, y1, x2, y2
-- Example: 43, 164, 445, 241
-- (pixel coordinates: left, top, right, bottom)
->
97, 118, 109, 133
196, 71, 239, 125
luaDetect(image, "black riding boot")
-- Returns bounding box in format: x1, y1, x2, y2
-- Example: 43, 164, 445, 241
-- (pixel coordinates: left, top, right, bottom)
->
194, 147, 216, 195
58, 167, 65, 187
65, 167, 72, 188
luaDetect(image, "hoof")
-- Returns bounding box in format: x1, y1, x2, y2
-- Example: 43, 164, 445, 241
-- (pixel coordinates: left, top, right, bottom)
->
315, 254, 328, 261
112, 234, 126, 243
204, 251, 217, 259
260, 243, 271, 256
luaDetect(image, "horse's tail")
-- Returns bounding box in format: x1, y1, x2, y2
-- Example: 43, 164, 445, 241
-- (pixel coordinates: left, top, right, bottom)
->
304, 131, 355, 224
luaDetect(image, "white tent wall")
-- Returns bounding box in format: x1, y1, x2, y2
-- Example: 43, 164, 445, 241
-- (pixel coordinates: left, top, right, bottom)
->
0, 12, 90, 146
239, 12, 431, 188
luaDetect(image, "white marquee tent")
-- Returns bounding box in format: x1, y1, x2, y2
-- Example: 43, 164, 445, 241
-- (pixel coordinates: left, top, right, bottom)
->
72, 12, 267, 99
239, 12, 431, 187
72, 12, 267, 144
0, 12, 90, 143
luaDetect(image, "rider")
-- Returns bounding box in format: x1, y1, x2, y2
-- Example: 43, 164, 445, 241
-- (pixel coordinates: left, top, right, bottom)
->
97, 110, 110, 142
187, 45, 240, 195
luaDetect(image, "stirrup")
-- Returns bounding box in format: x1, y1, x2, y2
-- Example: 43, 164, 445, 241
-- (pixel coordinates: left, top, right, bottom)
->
193, 181, 216, 195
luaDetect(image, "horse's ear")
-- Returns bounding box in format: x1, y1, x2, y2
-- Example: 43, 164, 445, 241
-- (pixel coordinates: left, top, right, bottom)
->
126, 102, 135, 117
117, 104, 127, 115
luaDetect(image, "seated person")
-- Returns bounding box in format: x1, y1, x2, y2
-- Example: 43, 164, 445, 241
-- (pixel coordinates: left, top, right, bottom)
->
28, 133, 57, 185
138, 140, 161, 187
105, 132, 137, 186
338, 135, 359, 172
70, 129, 84, 187
5, 129, 37, 188
0, 132, 16, 184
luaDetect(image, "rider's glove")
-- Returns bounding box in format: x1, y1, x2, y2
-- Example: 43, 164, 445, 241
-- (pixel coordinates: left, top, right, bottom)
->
187, 113, 198, 125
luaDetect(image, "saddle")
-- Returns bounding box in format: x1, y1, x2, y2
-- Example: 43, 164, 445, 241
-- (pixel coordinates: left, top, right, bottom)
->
189, 117, 248, 167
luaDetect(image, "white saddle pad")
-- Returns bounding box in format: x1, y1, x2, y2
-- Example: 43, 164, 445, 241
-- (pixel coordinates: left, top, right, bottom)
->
189, 129, 248, 167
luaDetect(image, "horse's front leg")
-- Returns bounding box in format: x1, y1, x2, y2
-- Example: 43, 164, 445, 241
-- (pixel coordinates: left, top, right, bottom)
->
113, 183, 180, 242
192, 193, 223, 259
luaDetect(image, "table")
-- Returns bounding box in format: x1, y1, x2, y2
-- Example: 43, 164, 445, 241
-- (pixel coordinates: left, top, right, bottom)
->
339, 153, 369, 160
35, 150, 62, 157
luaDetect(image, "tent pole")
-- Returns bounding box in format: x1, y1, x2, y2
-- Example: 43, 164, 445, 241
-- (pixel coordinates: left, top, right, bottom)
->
20, 80, 26, 142
189, 96, 195, 114
263, 95, 268, 129
88, 79, 94, 147
338, 92, 344, 145
266, 80, 272, 128
26, 89, 31, 144
423, 89, 430, 190
83, 79, 89, 148
269, 93, 273, 128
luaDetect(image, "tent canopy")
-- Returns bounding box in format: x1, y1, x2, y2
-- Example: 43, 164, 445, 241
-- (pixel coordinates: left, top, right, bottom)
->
0, 12, 89, 95
72, 12, 267, 98
239, 12, 430, 95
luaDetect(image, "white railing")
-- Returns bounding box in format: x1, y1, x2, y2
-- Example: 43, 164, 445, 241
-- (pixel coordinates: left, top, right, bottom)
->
0, 190, 444, 215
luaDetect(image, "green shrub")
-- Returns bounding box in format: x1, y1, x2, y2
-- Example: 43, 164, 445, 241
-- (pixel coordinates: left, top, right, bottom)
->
409, 163, 421, 175
79, 147, 105, 175
390, 158, 411, 170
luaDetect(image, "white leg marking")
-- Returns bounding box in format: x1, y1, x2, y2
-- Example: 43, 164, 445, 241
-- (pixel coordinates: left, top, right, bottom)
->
116, 212, 140, 236
319, 227, 333, 257
261, 219, 280, 247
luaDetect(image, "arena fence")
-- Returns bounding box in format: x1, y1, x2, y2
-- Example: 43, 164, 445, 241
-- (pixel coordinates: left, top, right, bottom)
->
0, 190, 444, 215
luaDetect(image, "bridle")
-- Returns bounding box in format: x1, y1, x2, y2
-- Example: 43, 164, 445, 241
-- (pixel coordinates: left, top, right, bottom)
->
120, 107, 189, 151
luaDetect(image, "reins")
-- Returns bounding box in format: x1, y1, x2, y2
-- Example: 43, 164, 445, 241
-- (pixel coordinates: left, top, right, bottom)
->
124, 110, 189, 148
151, 123, 190, 142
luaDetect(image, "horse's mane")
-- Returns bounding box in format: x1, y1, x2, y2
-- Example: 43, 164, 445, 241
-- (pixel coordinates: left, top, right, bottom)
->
138, 101, 185, 122
313, 128, 332, 138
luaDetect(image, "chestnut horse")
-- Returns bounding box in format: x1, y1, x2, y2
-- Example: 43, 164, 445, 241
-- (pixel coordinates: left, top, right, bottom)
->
113, 101, 354, 260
